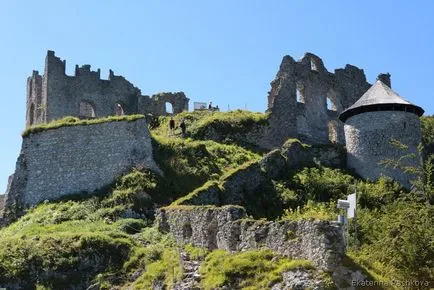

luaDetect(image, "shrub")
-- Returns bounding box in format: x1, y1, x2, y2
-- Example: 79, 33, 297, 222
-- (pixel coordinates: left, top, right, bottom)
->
184, 243, 209, 260
281, 200, 338, 221
354, 200, 434, 282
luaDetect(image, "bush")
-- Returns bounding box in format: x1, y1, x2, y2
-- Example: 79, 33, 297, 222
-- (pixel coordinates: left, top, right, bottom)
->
281, 200, 338, 221
290, 167, 354, 202
354, 201, 434, 282
184, 243, 209, 260
421, 115, 434, 149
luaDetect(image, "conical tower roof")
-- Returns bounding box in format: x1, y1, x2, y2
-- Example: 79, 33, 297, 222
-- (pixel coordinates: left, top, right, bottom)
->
339, 80, 424, 122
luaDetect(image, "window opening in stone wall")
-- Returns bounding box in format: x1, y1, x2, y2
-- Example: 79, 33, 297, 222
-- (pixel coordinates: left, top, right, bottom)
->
115, 103, 125, 116
326, 97, 337, 111
182, 223, 192, 239
165, 102, 173, 114
328, 121, 338, 143
403, 122, 407, 129
79, 101, 96, 118
296, 83, 305, 103
311, 59, 319, 71
29, 103, 35, 125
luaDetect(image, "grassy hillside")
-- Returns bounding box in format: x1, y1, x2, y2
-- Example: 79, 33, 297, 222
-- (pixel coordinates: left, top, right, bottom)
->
0, 112, 433, 289
151, 110, 269, 151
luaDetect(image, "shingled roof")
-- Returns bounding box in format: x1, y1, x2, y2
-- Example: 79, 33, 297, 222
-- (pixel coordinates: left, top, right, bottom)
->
339, 80, 424, 122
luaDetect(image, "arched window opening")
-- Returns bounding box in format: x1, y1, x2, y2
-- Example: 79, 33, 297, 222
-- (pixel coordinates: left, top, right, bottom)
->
326, 97, 337, 111
115, 103, 125, 116
165, 102, 173, 114
328, 121, 338, 143
79, 101, 96, 118
296, 83, 305, 103
29, 103, 35, 125
326, 90, 342, 112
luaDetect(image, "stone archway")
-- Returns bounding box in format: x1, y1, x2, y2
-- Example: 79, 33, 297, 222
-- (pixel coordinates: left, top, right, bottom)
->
79, 101, 96, 118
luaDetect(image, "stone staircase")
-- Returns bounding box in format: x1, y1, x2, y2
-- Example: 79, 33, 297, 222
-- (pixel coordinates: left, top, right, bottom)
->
173, 250, 202, 290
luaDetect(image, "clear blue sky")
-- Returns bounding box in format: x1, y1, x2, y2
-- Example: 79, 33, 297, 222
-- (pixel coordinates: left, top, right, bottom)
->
1, 1, 434, 193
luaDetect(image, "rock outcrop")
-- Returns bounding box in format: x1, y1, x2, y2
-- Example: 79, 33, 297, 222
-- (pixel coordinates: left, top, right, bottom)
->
172, 140, 345, 210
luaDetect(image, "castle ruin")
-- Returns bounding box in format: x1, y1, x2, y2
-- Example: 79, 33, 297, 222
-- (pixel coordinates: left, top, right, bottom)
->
2, 51, 426, 224
26, 51, 189, 126
266, 53, 371, 146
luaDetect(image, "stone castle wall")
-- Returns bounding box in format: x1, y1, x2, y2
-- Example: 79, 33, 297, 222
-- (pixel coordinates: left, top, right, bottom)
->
264, 53, 372, 148
26, 51, 189, 127
156, 205, 345, 271
345, 111, 421, 188
3, 118, 158, 221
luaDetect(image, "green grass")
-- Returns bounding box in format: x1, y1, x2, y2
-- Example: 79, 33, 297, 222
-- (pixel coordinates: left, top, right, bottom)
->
1, 113, 431, 289
170, 180, 221, 206
125, 228, 182, 290
151, 110, 269, 150
184, 243, 209, 260
151, 135, 260, 203
0, 215, 134, 288
0, 190, 182, 289
22, 114, 145, 137
200, 249, 314, 290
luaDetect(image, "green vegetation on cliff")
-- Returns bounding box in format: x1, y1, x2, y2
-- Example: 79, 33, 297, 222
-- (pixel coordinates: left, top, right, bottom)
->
0, 197, 183, 289
200, 249, 314, 290
152, 110, 269, 151
22, 115, 145, 137
0, 113, 433, 289
151, 135, 260, 203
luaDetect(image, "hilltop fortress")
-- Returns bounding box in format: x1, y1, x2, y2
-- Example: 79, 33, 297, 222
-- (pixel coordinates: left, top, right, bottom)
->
1, 51, 424, 223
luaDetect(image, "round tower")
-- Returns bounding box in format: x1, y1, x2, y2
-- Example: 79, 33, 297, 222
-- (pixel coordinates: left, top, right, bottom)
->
339, 75, 424, 188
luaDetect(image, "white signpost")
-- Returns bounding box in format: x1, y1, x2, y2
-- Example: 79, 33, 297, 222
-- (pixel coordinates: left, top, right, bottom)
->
337, 188, 358, 250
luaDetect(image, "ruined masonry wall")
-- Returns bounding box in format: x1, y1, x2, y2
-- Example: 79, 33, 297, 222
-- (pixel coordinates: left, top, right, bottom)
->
345, 111, 421, 188
5, 118, 158, 209
265, 53, 371, 147
156, 206, 345, 271
26, 51, 189, 126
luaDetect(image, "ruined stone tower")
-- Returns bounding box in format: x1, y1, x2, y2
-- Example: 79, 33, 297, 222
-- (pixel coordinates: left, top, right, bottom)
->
26, 51, 189, 127
266, 53, 371, 147
340, 74, 424, 188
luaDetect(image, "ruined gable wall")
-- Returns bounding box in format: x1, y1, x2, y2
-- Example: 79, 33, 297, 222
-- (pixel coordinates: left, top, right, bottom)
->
3, 118, 158, 221
266, 53, 371, 147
